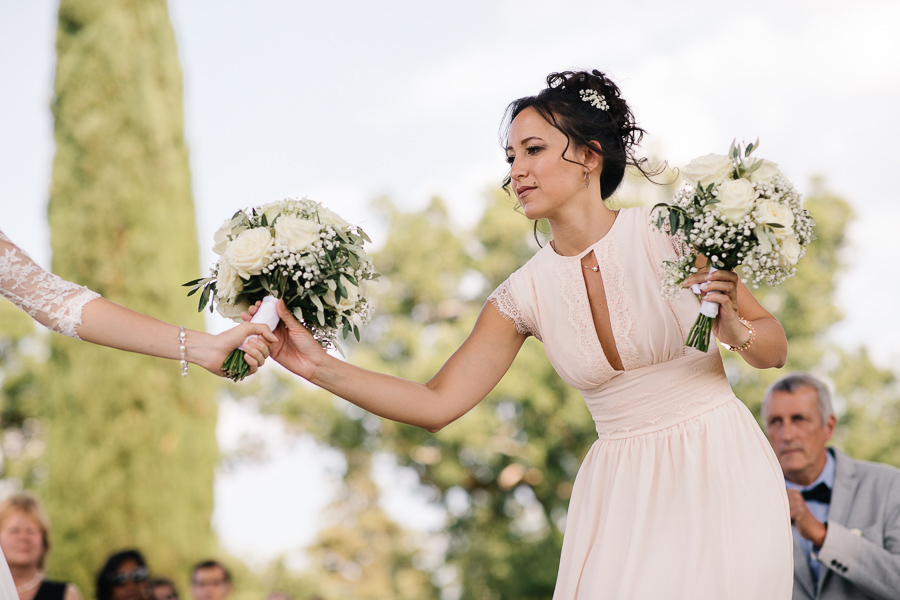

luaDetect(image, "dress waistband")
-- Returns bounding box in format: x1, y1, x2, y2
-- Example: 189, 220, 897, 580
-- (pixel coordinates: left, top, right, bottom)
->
583, 352, 735, 439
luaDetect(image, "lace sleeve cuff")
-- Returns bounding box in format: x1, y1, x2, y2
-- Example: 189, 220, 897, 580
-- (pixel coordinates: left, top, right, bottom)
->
1, 232, 101, 339
486, 279, 540, 341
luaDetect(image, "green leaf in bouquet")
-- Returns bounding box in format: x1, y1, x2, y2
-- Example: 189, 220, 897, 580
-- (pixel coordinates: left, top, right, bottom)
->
310, 294, 325, 323
183, 277, 207, 290
744, 159, 763, 177
766, 222, 785, 229
358, 228, 372, 243
335, 228, 351, 244
198, 284, 213, 312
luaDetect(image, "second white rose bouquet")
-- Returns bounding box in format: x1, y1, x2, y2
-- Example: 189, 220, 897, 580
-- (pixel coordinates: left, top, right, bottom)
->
185, 198, 377, 380
652, 140, 815, 352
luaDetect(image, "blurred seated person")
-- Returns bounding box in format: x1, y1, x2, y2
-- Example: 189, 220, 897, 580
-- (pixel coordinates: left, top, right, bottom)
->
95, 550, 149, 600
189, 561, 231, 600
147, 578, 178, 600
0, 493, 83, 600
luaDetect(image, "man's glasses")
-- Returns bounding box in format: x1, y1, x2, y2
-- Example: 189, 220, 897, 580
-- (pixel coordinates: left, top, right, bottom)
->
108, 567, 149, 586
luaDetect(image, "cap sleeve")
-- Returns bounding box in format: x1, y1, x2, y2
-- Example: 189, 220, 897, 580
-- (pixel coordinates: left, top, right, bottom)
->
486, 277, 541, 341
0, 229, 100, 339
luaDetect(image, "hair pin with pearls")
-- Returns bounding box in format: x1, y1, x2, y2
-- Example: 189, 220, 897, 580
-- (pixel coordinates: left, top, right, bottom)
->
579, 89, 609, 111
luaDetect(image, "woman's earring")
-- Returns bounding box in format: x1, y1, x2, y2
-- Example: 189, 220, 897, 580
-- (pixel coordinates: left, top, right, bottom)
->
584, 171, 591, 190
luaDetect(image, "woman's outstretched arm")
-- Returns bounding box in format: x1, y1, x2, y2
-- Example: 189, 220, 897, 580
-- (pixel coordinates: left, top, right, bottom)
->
255, 299, 527, 431
1, 230, 275, 375
78, 298, 276, 376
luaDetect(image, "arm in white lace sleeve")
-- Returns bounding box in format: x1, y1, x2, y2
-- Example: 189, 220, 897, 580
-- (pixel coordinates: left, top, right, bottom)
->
0, 229, 279, 375
486, 278, 540, 341
0, 229, 100, 339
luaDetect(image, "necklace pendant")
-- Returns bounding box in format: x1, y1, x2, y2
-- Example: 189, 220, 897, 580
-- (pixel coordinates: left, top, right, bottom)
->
582, 264, 600, 272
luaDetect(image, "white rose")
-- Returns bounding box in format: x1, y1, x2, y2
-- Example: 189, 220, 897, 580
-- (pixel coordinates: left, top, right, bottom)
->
215, 259, 243, 301
258, 202, 284, 225
754, 226, 775, 254
682, 154, 734, 188
780, 235, 802, 265
212, 215, 247, 255
216, 298, 251, 321
223, 227, 274, 278
275, 215, 321, 252
757, 200, 795, 237
715, 178, 758, 222
748, 158, 781, 183
323, 279, 362, 313
318, 206, 350, 228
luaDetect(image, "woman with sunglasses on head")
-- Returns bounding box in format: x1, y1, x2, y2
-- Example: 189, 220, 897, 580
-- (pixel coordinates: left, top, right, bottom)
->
256, 69, 793, 598
0, 494, 82, 600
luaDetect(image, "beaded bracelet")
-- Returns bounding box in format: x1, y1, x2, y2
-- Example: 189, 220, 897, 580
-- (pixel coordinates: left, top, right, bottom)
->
178, 326, 189, 376
721, 317, 755, 352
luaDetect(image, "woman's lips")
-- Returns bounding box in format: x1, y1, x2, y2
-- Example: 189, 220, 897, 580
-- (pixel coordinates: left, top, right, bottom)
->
517, 185, 536, 199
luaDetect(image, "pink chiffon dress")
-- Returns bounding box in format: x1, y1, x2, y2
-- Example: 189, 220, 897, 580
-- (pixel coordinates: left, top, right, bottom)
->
487, 206, 793, 599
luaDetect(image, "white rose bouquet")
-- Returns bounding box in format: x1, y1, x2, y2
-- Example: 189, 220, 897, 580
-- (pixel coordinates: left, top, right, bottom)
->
652, 140, 815, 352
185, 198, 377, 380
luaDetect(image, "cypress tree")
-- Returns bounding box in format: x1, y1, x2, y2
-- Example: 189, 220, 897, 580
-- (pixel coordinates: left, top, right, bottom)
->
42, 0, 217, 592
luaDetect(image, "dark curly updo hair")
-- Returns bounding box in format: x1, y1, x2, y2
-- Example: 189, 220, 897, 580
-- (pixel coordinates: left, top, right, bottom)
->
502, 69, 655, 200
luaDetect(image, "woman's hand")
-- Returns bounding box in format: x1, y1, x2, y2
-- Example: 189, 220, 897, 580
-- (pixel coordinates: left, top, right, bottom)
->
196, 322, 277, 377
681, 268, 751, 349
244, 299, 327, 380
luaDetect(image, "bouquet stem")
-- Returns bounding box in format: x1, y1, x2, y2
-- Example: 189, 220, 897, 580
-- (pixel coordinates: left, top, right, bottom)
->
222, 295, 281, 382
685, 313, 715, 352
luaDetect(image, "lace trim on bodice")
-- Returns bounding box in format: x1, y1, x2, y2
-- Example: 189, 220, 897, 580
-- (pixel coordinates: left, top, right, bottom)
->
557, 261, 610, 382
599, 236, 640, 370
0, 230, 100, 339
487, 280, 541, 341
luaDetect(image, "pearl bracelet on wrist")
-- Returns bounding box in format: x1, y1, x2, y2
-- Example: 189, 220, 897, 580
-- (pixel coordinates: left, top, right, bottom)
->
721, 317, 755, 352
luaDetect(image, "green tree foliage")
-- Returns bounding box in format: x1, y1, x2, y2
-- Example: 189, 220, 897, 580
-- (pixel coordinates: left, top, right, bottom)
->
39, 0, 218, 592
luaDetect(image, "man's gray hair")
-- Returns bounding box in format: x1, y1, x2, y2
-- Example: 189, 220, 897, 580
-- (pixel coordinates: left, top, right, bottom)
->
763, 372, 834, 424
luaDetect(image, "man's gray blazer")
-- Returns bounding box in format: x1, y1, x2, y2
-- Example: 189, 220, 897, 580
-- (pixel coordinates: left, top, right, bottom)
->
792, 448, 900, 599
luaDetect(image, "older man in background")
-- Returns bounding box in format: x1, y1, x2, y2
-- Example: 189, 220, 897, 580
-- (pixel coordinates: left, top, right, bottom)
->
762, 372, 900, 600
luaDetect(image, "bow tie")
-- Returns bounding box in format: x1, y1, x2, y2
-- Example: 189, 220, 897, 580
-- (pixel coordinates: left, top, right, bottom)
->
801, 482, 832, 504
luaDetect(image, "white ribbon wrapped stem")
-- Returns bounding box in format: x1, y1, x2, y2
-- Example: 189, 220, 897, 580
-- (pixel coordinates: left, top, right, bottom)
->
690, 266, 720, 318
241, 295, 281, 349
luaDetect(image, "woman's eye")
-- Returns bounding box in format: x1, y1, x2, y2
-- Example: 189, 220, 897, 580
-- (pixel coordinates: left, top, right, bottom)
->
505, 155, 516, 165
526, 145, 542, 155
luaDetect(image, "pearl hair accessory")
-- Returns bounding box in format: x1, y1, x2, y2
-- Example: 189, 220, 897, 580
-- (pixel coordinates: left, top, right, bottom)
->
579, 88, 609, 111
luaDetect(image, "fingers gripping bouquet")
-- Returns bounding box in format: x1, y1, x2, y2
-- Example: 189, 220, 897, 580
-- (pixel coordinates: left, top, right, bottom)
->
185, 198, 378, 381
652, 140, 815, 352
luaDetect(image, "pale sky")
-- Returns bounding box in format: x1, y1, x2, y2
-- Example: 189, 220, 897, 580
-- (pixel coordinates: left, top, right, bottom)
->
2, 0, 899, 566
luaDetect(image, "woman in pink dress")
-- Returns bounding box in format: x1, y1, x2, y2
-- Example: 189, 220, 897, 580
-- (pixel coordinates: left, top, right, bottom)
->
258, 69, 793, 598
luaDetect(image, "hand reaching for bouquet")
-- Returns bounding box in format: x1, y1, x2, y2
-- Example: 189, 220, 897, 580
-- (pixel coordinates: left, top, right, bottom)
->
242, 299, 327, 380
202, 321, 278, 377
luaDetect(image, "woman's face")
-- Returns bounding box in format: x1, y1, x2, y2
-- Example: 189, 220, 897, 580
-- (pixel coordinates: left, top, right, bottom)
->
506, 107, 593, 222
109, 558, 149, 600
0, 511, 44, 569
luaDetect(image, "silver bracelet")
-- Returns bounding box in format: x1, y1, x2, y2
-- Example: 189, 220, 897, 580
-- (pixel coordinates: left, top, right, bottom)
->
178, 326, 188, 377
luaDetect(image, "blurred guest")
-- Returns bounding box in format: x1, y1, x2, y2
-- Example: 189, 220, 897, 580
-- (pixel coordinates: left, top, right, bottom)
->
263, 592, 292, 600
0, 493, 82, 600
762, 373, 900, 600
189, 561, 230, 600
95, 550, 149, 600
147, 578, 178, 600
